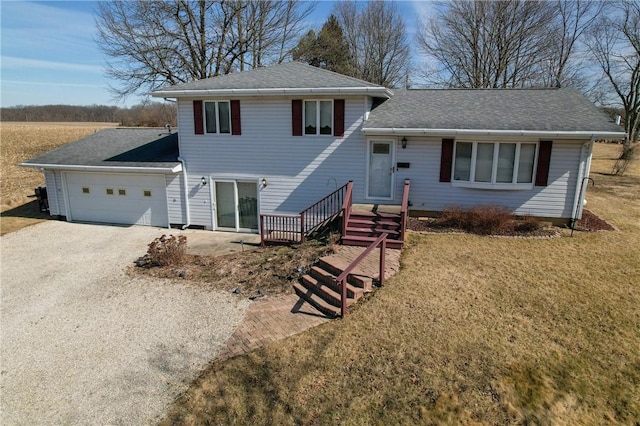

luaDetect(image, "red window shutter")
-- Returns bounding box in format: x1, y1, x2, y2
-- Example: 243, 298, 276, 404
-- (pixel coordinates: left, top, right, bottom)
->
535, 140, 553, 186
334, 99, 345, 136
292, 100, 302, 136
193, 100, 204, 135
439, 139, 454, 182
230, 100, 241, 135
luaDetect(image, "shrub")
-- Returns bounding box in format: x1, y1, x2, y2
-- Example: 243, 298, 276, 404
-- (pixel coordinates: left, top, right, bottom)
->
515, 215, 542, 233
439, 205, 515, 235
466, 205, 514, 235
144, 234, 187, 267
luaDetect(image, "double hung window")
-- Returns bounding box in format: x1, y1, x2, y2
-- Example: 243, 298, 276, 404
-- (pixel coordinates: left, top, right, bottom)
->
304, 100, 333, 135
204, 101, 231, 134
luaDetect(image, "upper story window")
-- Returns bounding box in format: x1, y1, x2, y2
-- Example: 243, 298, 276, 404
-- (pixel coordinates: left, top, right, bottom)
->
204, 101, 231, 134
453, 141, 537, 188
304, 100, 333, 135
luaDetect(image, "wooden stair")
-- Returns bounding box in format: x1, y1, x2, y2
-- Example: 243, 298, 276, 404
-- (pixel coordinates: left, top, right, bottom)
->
294, 257, 373, 318
342, 211, 404, 249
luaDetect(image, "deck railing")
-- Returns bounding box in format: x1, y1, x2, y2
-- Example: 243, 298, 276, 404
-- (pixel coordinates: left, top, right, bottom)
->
341, 180, 354, 238
400, 179, 411, 241
260, 181, 351, 245
334, 232, 388, 317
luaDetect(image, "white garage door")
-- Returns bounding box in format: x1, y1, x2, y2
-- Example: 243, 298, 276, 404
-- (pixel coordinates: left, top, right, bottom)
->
65, 172, 168, 227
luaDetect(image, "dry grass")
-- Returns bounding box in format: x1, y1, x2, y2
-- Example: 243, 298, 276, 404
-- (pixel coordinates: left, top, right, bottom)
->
160, 142, 640, 425
0, 122, 118, 234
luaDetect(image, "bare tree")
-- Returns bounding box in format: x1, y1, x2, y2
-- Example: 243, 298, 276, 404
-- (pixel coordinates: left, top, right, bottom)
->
417, 0, 558, 88
538, 0, 604, 89
334, 1, 410, 87
586, 1, 640, 174
95, 0, 314, 99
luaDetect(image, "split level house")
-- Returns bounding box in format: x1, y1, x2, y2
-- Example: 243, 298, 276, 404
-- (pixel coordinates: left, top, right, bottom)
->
24, 61, 625, 246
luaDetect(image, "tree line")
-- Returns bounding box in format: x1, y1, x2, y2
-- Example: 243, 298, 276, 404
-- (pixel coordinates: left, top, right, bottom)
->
95, 0, 638, 154
0, 103, 177, 127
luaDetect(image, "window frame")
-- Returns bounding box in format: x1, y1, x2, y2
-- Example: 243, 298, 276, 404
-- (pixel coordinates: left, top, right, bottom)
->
303, 99, 333, 136
203, 100, 231, 134
451, 140, 539, 189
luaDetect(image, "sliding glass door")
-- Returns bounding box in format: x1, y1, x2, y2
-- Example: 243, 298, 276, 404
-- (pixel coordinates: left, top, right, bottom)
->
213, 180, 258, 232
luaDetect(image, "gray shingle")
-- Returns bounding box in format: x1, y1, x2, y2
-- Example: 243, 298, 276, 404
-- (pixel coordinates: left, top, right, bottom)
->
23, 128, 180, 169
365, 88, 623, 133
153, 61, 383, 92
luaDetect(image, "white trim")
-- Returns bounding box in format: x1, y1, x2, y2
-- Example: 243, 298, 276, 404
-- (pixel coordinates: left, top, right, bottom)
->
61, 172, 71, 221
152, 86, 392, 98
362, 127, 626, 140
365, 139, 396, 200
22, 163, 182, 173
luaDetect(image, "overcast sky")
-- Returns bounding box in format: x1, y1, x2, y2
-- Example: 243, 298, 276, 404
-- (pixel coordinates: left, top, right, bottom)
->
0, 0, 433, 108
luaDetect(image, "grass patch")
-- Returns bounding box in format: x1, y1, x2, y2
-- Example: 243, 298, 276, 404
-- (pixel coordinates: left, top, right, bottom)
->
160, 142, 640, 425
0, 122, 119, 235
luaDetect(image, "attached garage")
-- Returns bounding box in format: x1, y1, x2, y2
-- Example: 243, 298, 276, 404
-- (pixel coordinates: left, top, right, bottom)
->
22, 128, 183, 228
65, 172, 169, 227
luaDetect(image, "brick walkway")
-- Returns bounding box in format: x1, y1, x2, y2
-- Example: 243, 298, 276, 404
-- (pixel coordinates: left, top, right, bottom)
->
216, 246, 402, 361
216, 294, 330, 361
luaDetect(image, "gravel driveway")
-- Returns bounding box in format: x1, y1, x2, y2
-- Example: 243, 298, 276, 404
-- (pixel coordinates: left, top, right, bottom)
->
1, 221, 249, 425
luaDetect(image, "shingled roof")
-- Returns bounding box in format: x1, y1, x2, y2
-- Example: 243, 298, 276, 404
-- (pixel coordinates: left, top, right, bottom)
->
22, 128, 181, 172
364, 88, 624, 137
151, 61, 391, 97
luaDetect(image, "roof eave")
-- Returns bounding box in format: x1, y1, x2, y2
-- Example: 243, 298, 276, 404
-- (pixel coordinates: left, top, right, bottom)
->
151, 86, 392, 98
21, 162, 183, 174
361, 127, 626, 140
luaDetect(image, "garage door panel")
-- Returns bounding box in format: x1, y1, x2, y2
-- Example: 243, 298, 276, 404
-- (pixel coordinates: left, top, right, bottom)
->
66, 172, 168, 227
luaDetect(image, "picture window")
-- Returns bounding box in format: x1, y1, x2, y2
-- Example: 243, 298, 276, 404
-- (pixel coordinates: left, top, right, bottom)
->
453, 141, 537, 187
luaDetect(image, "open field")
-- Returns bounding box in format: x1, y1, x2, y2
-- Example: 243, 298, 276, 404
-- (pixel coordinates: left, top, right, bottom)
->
0, 122, 119, 234
161, 143, 640, 425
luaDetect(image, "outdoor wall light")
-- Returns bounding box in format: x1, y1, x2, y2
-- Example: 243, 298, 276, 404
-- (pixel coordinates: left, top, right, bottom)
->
201, 177, 207, 186
401, 137, 408, 149
261, 178, 268, 188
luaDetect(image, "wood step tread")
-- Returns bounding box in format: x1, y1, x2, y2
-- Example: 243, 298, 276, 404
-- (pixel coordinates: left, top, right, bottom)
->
293, 282, 341, 318
349, 211, 402, 219
348, 218, 401, 227
342, 235, 404, 249
345, 227, 400, 236
309, 266, 365, 298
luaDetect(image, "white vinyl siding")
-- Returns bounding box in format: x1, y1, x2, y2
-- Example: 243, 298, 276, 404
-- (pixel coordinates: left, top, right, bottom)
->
166, 174, 186, 224
176, 96, 368, 227
44, 170, 60, 215
395, 138, 584, 218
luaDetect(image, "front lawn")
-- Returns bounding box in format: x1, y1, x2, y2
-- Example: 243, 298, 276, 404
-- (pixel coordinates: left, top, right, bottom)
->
161, 142, 639, 425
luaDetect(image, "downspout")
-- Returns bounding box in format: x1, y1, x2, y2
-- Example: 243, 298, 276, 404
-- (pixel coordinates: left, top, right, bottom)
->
569, 136, 594, 231
177, 156, 191, 229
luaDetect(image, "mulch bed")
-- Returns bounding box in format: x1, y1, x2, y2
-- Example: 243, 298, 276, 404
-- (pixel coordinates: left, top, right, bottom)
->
574, 209, 616, 232
408, 209, 615, 236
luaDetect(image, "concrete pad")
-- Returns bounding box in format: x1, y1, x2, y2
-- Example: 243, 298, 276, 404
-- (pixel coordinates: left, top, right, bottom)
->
177, 229, 262, 257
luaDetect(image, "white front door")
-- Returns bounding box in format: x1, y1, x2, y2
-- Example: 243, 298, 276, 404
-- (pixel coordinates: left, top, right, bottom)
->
367, 140, 394, 199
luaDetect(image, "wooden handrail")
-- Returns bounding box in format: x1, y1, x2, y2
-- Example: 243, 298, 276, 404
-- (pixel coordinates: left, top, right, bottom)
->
299, 181, 349, 236
400, 179, 410, 242
334, 232, 388, 317
341, 180, 354, 238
